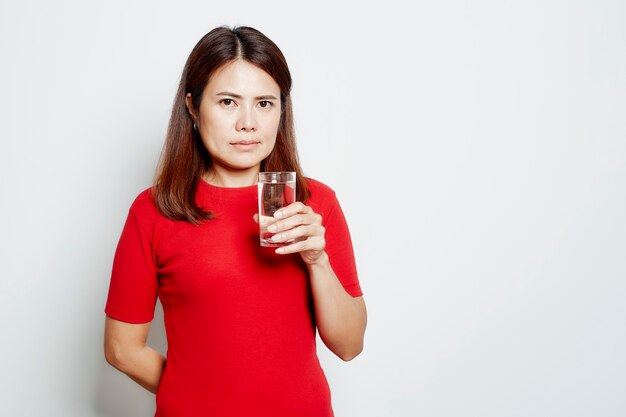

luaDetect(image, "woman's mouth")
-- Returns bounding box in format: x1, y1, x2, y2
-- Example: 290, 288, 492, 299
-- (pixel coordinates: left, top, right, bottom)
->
230, 140, 260, 151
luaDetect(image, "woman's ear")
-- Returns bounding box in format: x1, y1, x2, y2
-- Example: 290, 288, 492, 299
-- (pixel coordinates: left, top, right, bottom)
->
185, 93, 198, 124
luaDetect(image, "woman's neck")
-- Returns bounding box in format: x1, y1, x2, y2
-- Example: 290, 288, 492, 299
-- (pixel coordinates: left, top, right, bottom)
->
203, 166, 260, 188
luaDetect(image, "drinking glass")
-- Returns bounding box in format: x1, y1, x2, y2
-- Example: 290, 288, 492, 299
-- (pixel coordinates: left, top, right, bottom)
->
257, 172, 296, 247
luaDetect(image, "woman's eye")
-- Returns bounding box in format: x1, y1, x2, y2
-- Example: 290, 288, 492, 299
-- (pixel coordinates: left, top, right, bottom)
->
221, 99, 234, 106
259, 100, 272, 108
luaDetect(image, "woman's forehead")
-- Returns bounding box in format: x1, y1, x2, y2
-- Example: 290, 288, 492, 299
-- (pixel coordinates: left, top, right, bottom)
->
206, 60, 280, 97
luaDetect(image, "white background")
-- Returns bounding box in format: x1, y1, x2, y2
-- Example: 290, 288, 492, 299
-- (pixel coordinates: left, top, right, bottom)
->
1, 1, 625, 416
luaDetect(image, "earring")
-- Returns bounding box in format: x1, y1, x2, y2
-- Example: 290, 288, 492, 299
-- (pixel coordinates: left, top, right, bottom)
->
193, 123, 197, 131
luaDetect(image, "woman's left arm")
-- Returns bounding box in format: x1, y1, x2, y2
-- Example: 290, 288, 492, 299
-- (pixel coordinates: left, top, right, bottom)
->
306, 254, 367, 361
261, 202, 367, 361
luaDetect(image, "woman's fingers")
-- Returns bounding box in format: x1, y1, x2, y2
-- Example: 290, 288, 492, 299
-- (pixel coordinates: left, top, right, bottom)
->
275, 235, 326, 254
273, 202, 311, 219
270, 224, 325, 244
267, 212, 321, 234
264, 202, 326, 262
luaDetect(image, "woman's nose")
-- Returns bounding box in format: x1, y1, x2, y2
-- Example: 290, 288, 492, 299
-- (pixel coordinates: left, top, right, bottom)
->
236, 106, 257, 132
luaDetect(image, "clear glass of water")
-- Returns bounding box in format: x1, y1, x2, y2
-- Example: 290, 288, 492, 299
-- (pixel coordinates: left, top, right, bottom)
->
258, 172, 296, 247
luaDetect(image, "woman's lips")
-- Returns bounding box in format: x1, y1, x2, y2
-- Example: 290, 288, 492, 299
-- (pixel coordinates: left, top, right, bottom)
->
230, 140, 260, 151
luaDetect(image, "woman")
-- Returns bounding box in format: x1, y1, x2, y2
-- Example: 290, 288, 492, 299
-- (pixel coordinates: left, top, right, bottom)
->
104, 26, 367, 417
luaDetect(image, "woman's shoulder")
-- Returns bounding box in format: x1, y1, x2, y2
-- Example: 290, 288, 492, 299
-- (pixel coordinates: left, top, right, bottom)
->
305, 177, 336, 194
127, 187, 162, 225
129, 187, 156, 210
304, 177, 340, 209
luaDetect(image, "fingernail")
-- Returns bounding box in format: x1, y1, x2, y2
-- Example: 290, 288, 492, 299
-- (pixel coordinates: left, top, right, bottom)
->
274, 211, 283, 218
260, 216, 268, 224
268, 224, 277, 232
275, 247, 285, 254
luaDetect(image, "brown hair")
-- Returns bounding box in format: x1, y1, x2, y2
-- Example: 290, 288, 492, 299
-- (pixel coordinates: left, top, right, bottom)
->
153, 26, 309, 224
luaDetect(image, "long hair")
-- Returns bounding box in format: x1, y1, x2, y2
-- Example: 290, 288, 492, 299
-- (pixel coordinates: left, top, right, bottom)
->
153, 26, 310, 224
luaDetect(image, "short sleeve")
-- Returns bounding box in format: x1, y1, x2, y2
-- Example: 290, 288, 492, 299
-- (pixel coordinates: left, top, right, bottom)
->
104, 208, 158, 324
322, 194, 363, 298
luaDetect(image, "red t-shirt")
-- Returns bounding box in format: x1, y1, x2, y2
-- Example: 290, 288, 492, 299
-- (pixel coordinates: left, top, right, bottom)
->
105, 177, 362, 417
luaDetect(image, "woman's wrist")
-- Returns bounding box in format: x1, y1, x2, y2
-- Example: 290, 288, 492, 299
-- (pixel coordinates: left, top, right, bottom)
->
305, 250, 330, 270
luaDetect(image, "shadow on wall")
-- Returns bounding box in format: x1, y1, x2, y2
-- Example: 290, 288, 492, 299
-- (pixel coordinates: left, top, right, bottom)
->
92, 300, 168, 417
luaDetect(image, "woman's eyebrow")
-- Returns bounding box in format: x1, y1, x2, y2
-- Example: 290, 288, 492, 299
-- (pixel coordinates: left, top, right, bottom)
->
216, 91, 278, 100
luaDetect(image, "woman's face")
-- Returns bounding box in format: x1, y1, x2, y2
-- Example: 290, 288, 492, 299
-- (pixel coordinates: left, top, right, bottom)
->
188, 60, 282, 182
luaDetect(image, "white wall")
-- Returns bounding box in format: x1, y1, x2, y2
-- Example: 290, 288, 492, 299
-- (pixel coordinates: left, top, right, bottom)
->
1, 1, 625, 416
